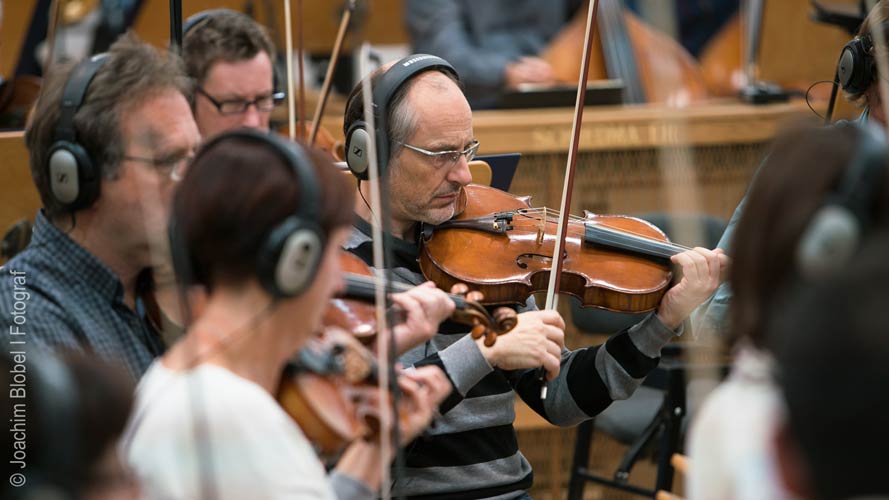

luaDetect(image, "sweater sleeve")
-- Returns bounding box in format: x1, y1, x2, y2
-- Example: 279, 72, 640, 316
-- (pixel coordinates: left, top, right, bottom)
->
510, 312, 677, 426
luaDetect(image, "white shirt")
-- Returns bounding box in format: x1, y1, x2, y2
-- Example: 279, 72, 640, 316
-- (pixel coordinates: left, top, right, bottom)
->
686, 344, 798, 500
123, 362, 336, 500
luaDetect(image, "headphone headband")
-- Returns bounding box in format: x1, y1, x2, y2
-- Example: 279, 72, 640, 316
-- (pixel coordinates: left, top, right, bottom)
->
173, 129, 324, 297
55, 54, 108, 143
46, 53, 108, 212
345, 54, 459, 179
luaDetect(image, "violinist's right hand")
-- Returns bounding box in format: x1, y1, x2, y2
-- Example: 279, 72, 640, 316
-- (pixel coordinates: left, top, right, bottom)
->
389, 282, 455, 356
474, 310, 566, 381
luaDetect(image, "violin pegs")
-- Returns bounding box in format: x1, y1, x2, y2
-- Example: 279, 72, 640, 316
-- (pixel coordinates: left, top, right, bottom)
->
483, 331, 497, 347
470, 324, 486, 340
492, 307, 519, 333
465, 290, 484, 303
450, 283, 470, 296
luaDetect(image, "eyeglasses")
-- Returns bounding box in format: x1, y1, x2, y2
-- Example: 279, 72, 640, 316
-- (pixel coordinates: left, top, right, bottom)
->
398, 140, 480, 169
123, 150, 195, 182
196, 87, 286, 116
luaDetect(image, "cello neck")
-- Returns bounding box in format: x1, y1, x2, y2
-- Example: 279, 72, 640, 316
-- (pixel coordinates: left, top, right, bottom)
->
584, 223, 682, 260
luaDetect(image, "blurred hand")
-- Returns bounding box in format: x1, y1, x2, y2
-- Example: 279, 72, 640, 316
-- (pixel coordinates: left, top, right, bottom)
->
396, 365, 452, 443
390, 282, 455, 355
657, 247, 730, 330
475, 310, 565, 381
504, 57, 556, 89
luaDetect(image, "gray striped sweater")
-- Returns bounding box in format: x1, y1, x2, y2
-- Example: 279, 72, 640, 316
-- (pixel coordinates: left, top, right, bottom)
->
345, 220, 677, 499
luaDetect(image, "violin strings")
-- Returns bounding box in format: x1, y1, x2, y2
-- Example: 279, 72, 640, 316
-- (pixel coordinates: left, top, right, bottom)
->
503, 207, 694, 252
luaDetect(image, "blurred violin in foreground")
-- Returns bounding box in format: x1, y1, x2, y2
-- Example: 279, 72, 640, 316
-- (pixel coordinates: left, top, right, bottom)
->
277, 251, 517, 457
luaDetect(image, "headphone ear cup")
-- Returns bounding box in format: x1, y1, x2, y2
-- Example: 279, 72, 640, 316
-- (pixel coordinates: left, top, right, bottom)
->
345, 122, 371, 181
257, 216, 325, 297
47, 141, 100, 212
796, 204, 861, 280
838, 37, 875, 95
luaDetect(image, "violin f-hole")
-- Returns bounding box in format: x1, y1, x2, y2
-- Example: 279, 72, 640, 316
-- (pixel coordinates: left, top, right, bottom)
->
516, 252, 567, 269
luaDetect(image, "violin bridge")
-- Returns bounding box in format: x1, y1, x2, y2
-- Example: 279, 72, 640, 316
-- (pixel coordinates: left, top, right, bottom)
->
536, 207, 546, 245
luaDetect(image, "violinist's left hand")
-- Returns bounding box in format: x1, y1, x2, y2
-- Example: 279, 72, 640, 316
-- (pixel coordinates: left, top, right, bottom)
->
396, 365, 452, 443
656, 247, 730, 330
390, 282, 456, 356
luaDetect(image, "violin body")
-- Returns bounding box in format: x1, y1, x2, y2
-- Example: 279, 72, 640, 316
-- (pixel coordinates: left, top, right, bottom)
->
419, 184, 674, 313
277, 328, 379, 458
324, 251, 379, 343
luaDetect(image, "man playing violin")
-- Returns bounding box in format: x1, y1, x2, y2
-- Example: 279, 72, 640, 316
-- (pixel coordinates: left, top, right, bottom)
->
124, 130, 455, 499
182, 9, 282, 139
0, 34, 200, 379
342, 56, 726, 499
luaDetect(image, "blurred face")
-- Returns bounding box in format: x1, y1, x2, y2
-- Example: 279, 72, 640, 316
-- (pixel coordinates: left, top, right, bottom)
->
194, 51, 275, 139
387, 73, 474, 228
97, 90, 200, 268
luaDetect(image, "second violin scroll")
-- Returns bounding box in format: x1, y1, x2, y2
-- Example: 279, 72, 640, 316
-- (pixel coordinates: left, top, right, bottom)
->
330, 251, 518, 347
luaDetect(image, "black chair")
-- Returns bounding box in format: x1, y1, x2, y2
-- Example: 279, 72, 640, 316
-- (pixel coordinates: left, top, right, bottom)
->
567, 212, 726, 500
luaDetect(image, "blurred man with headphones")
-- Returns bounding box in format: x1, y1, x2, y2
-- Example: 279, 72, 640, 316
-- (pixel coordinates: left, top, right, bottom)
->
693, 0, 889, 339
341, 55, 725, 499
181, 9, 284, 140
0, 33, 200, 379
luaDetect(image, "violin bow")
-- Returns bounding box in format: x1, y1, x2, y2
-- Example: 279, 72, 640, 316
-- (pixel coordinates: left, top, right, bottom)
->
309, 0, 357, 148
867, 8, 889, 136
45, 0, 62, 68
282, 0, 307, 143
357, 41, 406, 500
283, 0, 297, 140
169, 0, 182, 52
540, 0, 599, 399
296, 0, 306, 143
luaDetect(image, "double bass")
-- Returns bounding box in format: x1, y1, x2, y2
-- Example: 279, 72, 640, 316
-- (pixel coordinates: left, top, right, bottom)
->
542, 0, 710, 104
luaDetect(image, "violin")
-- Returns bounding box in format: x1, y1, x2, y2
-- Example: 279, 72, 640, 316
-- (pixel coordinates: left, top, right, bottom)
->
277, 251, 518, 457
419, 184, 692, 313
276, 327, 384, 459
329, 251, 518, 347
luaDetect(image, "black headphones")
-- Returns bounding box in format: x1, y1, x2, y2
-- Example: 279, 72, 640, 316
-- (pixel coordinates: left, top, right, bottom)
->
344, 54, 459, 180
183, 9, 284, 98
796, 123, 888, 279
170, 129, 324, 298
838, 32, 877, 95
45, 53, 108, 212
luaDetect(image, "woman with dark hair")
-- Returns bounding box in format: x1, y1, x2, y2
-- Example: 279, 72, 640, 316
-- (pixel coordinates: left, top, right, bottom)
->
123, 131, 454, 500
686, 123, 889, 499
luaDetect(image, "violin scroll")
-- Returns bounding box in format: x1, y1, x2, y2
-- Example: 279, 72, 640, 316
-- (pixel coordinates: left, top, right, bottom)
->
448, 282, 517, 346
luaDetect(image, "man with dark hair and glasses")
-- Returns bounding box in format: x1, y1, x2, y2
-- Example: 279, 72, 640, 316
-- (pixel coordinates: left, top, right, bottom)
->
341, 60, 727, 499
182, 9, 283, 139
0, 34, 199, 379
